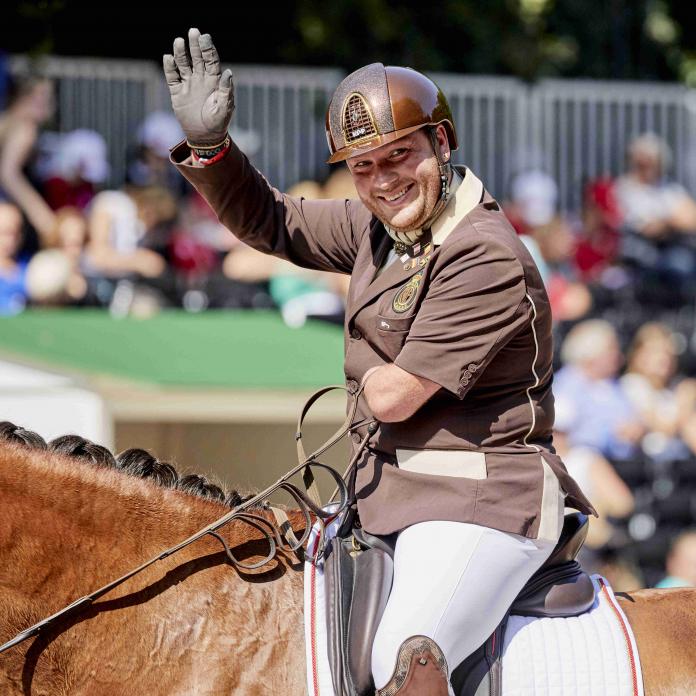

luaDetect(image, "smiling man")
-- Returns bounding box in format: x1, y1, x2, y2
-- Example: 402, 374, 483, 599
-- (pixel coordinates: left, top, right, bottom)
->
165, 29, 594, 696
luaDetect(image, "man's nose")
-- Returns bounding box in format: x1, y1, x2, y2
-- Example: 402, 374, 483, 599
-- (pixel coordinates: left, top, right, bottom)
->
374, 169, 399, 190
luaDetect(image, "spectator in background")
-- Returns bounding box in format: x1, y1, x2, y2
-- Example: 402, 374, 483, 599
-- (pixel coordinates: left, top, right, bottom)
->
43, 129, 110, 211
222, 177, 349, 324
616, 133, 696, 238
52, 206, 89, 263
86, 187, 166, 281
0, 202, 28, 314
0, 75, 56, 242
554, 417, 634, 543
128, 112, 186, 196
506, 169, 558, 237
554, 403, 635, 586
656, 531, 696, 588
574, 177, 622, 283
621, 322, 696, 458
25, 207, 95, 307
506, 169, 591, 322
615, 133, 696, 288
554, 319, 644, 459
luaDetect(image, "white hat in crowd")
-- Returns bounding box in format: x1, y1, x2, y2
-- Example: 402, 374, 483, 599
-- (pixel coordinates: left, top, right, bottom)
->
511, 170, 558, 227
137, 111, 185, 158
56, 129, 110, 183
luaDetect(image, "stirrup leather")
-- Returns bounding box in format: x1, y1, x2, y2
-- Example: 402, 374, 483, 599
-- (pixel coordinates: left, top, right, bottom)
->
376, 636, 449, 696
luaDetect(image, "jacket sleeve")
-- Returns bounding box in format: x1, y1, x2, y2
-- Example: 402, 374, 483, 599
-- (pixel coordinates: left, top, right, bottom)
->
394, 226, 529, 399
171, 140, 372, 274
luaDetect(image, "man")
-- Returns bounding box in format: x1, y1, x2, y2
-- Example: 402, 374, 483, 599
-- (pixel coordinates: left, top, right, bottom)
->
164, 28, 595, 696
614, 132, 696, 290
615, 132, 696, 238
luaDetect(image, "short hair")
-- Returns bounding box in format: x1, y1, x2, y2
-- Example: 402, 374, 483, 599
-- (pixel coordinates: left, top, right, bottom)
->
626, 322, 675, 366
560, 319, 618, 366
628, 132, 672, 172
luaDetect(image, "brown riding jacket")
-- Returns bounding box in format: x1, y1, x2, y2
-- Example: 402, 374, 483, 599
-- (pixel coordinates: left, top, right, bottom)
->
172, 140, 596, 541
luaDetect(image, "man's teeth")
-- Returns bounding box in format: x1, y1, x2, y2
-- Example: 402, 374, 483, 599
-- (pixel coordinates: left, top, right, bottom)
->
385, 188, 408, 202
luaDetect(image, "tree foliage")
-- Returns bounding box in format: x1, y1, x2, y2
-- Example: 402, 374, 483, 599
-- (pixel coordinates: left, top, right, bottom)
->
4, 0, 696, 83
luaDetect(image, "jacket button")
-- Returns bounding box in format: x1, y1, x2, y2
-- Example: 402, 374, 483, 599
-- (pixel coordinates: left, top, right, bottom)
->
347, 379, 358, 394
350, 328, 362, 340
352, 432, 361, 444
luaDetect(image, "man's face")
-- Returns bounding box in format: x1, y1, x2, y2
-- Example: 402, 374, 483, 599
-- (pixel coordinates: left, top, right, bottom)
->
630, 149, 661, 184
346, 126, 449, 232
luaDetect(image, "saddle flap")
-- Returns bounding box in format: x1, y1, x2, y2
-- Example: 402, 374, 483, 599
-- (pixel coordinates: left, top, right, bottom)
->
508, 512, 595, 619
510, 562, 596, 618
348, 547, 394, 694
324, 536, 355, 693
324, 530, 395, 695
545, 512, 588, 567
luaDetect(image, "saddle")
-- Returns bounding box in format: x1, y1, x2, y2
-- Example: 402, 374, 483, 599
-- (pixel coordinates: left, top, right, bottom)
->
324, 512, 594, 696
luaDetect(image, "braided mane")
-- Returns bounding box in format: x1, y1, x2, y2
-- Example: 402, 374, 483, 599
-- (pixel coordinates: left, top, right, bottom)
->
0, 421, 250, 508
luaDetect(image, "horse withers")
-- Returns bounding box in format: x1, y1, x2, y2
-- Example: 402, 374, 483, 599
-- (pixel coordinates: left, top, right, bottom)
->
1, 428, 696, 695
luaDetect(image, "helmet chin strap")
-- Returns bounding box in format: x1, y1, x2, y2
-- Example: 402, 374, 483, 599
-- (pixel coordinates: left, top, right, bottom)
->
385, 127, 452, 251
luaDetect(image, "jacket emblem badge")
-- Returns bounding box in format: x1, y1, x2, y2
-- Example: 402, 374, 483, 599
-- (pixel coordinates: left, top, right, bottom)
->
393, 272, 423, 313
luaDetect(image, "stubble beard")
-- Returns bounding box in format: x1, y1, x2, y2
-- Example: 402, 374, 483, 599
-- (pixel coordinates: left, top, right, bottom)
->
360, 156, 442, 233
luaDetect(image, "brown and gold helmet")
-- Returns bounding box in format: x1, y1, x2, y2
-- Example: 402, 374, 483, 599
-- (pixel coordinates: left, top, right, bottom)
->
325, 63, 458, 164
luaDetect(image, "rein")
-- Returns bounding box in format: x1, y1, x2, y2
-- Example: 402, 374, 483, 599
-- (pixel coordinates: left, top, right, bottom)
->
0, 384, 377, 655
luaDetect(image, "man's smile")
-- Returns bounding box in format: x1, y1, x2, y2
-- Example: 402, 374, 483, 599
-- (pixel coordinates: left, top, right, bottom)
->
377, 183, 416, 207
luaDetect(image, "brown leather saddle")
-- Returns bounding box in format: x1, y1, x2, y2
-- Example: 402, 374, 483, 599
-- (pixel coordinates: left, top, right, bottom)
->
324, 512, 594, 696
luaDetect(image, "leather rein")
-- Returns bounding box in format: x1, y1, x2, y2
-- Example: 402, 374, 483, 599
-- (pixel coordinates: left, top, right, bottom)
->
0, 384, 377, 655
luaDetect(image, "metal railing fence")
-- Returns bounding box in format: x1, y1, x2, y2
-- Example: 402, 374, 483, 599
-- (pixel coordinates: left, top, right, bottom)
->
10, 54, 696, 209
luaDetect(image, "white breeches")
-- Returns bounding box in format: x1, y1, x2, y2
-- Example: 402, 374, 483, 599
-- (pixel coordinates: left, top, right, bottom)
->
371, 521, 556, 693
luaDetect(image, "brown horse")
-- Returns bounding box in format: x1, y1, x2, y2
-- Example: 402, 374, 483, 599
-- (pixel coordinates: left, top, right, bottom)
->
1, 428, 696, 696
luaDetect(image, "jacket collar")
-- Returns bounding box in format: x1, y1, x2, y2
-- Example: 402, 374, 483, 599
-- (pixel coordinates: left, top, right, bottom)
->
347, 166, 485, 323
431, 166, 484, 246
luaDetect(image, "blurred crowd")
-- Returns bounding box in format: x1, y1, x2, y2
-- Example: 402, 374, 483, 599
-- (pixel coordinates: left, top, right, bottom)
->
505, 132, 696, 591
0, 75, 355, 325
4, 74, 696, 590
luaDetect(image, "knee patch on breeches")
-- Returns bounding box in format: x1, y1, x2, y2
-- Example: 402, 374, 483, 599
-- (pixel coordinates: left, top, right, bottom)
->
376, 635, 449, 696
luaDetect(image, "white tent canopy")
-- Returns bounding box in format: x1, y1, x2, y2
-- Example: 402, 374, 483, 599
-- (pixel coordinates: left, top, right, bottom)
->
0, 360, 112, 448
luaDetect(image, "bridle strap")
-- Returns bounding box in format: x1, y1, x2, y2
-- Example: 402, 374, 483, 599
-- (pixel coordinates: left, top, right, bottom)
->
0, 385, 378, 655
295, 383, 371, 507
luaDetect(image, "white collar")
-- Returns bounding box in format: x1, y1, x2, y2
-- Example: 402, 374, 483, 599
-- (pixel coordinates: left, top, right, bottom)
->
431, 167, 484, 246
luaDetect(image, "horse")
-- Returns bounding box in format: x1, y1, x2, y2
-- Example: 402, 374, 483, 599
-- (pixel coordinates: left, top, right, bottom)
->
1, 423, 696, 695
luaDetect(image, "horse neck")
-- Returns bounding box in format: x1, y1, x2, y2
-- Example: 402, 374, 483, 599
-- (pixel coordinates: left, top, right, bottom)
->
0, 443, 308, 694
0, 443, 223, 557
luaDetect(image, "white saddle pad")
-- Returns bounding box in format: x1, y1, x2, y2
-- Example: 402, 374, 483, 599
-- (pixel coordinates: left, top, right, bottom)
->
304, 520, 644, 696
502, 575, 644, 696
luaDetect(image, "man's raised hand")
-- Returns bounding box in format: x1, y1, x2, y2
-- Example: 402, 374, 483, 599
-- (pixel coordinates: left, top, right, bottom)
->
163, 28, 235, 148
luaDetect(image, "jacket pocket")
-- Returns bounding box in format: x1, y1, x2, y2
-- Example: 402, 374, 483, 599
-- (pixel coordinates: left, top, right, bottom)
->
375, 314, 414, 358
375, 313, 415, 333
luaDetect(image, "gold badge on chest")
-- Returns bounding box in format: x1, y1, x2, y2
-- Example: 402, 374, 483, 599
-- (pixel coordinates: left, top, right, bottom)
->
393, 271, 423, 313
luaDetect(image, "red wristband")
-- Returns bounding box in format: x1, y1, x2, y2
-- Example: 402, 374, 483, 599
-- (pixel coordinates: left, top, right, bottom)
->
192, 143, 231, 166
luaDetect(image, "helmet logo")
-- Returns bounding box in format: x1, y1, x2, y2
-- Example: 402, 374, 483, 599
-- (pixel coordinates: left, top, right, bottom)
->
342, 93, 378, 145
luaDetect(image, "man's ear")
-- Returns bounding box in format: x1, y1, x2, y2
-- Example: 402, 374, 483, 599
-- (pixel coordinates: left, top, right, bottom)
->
436, 124, 450, 162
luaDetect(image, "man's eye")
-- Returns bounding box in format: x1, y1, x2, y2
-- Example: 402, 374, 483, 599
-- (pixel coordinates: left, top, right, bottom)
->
390, 149, 407, 158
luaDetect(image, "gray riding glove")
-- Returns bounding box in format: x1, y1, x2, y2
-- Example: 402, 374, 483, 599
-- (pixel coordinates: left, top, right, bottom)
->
163, 28, 235, 148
